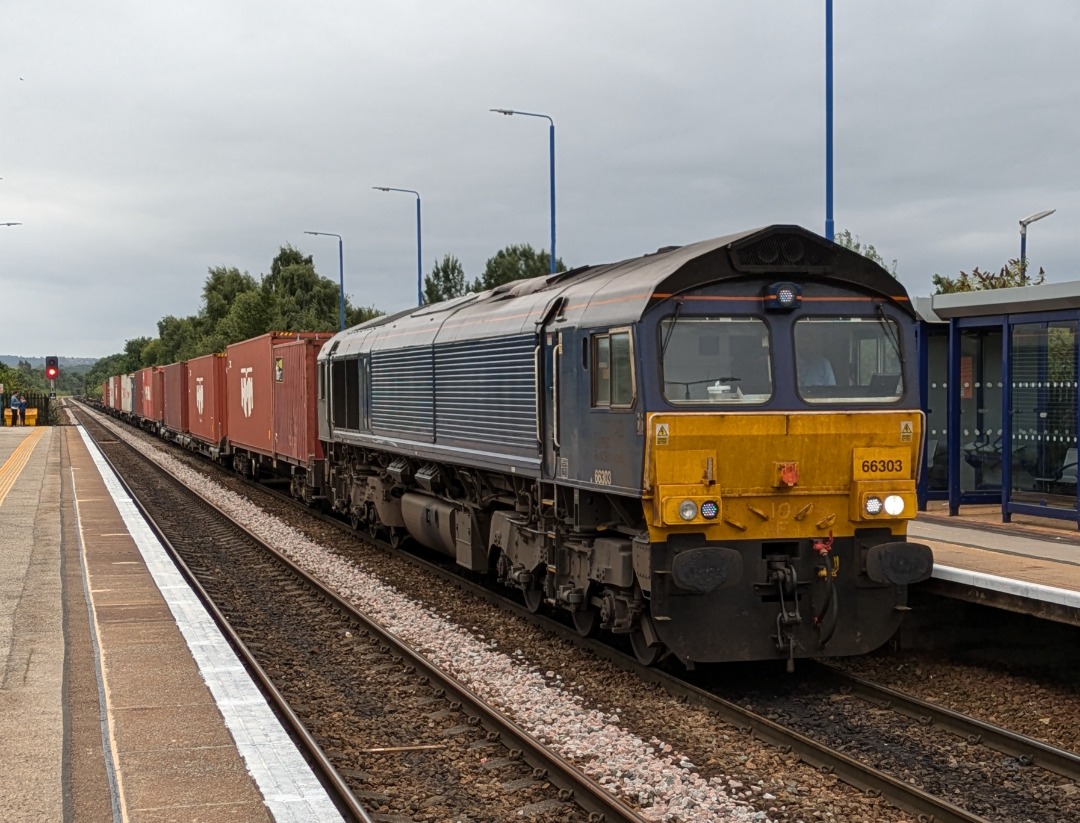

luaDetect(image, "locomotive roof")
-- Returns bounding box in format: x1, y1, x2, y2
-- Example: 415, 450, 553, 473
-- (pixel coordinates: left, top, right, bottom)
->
322, 224, 914, 357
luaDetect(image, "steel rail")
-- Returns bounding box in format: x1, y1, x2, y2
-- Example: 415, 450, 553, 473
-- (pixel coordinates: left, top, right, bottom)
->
77, 410, 376, 823
78, 407, 649, 823
816, 662, 1080, 780
79, 401, 994, 822
213, 472, 991, 823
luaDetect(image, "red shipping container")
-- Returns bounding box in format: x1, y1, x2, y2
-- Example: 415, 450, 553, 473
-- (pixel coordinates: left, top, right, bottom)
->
162, 362, 188, 433
101, 381, 109, 408
137, 366, 164, 424
272, 335, 331, 464
186, 353, 227, 449
132, 370, 144, 417
226, 332, 331, 463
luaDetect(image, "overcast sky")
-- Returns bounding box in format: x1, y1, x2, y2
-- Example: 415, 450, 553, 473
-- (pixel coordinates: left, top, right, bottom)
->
3, 1, 1077, 358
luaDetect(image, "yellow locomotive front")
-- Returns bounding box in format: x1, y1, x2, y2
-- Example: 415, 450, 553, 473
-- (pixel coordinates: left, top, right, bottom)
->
636, 290, 932, 668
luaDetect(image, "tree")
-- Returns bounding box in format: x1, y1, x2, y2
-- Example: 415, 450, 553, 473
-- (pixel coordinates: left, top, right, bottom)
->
834, 229, 898, 277
931, 259, 1045, 295
262, 244, 342, 333
153, 316, 200, 364
470, 244, 566, 293
423, 254, 467, 305
214, 290, 274, 344
346, 304, 384, 327
202, 266, 258, 330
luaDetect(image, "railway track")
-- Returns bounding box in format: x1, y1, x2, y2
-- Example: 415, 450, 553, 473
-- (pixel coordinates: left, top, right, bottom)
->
76, 406, 650, 823
78, 401, 1080, 822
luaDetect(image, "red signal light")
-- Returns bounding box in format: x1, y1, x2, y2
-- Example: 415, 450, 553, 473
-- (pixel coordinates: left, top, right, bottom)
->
45, 356, 59, 380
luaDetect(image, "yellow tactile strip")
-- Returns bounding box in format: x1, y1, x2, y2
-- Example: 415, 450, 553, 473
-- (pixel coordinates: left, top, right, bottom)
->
0, 428, 47, 508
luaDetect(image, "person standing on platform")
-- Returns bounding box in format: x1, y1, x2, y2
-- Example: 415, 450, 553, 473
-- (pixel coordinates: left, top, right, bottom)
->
9, 392, 19, 426
18, 394, 27, 426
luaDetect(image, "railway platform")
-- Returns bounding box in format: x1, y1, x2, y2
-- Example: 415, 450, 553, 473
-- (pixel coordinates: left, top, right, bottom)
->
0, 424, 344, 823
912, 502, 1080, 626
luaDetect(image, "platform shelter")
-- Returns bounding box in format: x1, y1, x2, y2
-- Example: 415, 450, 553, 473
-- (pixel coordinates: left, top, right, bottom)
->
916, 283, 1080, 527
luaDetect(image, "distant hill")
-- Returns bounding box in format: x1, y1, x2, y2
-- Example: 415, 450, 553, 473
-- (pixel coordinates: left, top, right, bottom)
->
0, 355, 99, 369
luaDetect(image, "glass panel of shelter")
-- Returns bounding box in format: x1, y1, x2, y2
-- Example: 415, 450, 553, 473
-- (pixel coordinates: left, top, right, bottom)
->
958, 328, 1003, 497
1010, 320, 1078, 510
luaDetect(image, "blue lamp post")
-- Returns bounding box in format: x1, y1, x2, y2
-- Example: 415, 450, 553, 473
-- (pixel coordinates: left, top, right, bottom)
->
373, 187, 422, 306
825, 0, 834, 242
490, 108, 557, 274
303, 230, 345, 331
1019, 209, 1055, 276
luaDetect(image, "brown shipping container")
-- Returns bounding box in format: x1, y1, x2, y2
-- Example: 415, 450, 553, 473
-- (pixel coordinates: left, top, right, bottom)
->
186, 353, 227, 448
272, 335, 332, 464
162, 362, 188, 433
226, 332, 331, 461
138, 366, 164, 424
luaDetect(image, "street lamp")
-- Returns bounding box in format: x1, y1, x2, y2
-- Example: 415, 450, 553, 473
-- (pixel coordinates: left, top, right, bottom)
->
490, 108, 557, 274
373, 187, 422, 306
303, 230, 345, 331
1019, 209, 1055, 276
1, 222, 21, 227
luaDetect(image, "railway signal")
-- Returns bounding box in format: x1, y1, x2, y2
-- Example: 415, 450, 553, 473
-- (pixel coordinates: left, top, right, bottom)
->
45, 356, 59, 380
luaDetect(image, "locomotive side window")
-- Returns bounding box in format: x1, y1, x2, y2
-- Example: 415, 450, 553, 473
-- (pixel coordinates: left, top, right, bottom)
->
592, 330, 635, 408
330, 357, 365, 430
330, 358, 348, 428
795, 317, 904, 403
344, 357, 360, 430
660, 317, 772, 404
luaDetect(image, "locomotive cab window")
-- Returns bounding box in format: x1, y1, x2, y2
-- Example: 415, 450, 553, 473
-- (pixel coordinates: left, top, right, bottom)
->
661, 317, 772, 404
795, 317, 904, 403
592, 330, 635, 408
330, 356, 366, 430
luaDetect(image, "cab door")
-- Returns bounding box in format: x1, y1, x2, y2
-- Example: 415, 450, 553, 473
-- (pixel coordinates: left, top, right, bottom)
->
542, 329, 562, 479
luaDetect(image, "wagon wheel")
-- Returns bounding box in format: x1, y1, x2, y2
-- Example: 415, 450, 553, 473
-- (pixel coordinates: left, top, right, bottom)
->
365, 506, 381, 540
571, 607, 600, 638
387, 527, 406, 548
630, 614, 663, 666
522, 586, 544, 614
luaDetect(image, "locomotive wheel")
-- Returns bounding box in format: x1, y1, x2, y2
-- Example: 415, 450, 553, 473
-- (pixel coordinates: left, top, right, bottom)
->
388, 527, 406, 548
571, 608, 599, 638
366, 507, 381, 540
630, 615, 663, 666
523, 587, 543, 614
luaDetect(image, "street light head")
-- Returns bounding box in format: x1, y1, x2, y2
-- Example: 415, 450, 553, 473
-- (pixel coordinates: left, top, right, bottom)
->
490, 108, 515, 116
372, 186, 390, 191
1020, 209, 1056, 227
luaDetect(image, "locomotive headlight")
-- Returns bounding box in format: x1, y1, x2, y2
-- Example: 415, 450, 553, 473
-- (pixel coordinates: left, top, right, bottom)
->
765, 281, 802, 311
864, 495, 883, 515
678, 500, 699, 521
883, 495, 905, 516
700, 500, 719, 520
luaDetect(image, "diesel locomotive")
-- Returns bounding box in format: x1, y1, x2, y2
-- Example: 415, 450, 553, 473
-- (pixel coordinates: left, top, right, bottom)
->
317, 224, 933, 668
